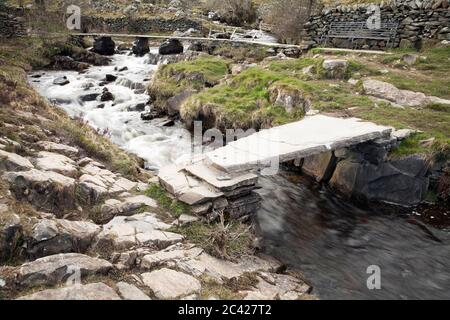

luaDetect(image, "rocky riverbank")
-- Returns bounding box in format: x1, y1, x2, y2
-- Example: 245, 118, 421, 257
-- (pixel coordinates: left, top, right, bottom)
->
0, 35, 315, 300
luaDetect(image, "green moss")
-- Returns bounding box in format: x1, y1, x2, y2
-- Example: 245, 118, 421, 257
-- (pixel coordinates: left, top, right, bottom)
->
145, 184, 190, 218
149, 56, 231, 108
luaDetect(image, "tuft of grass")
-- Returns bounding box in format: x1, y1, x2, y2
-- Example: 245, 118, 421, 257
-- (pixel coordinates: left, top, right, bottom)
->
171, 217, 254, 261
145, 184, 190, 218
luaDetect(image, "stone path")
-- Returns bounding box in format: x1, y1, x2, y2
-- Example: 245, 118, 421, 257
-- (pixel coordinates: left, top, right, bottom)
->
0, 136, 313, 300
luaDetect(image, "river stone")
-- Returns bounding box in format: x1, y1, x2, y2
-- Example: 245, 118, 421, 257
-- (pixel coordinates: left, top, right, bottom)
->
27, 219, 101, 258
2, 169, 76, 213
141, 268, 201, 299
34, 151, 78, 178
0, 150, 34, 171
132, 38, 150, 56
302, 151, 336, 182
17, 283, 120, 300
17, 253, 113, 287
36, 141, 79, 157
94, 213, 183, 250
92, 36, 116, 56
53, 76, 70, 86
116, 282, 151, 300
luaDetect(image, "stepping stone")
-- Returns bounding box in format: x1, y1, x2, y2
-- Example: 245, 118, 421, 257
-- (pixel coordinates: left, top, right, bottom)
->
17, 253, 113, 287
141, 268, 201, 300
116, 282, 151, 300
17, 283, 121, 300
0, 150, 34, 171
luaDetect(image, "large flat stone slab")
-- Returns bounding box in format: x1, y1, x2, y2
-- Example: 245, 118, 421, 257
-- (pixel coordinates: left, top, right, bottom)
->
158, 165, 223, 205
17, 253, 113, 287
0, 150, 34, 171
184, 163, 258, 191
205, 115, 392, 173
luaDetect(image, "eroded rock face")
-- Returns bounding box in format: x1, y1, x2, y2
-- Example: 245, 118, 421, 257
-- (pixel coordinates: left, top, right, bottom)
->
0, 150, 34, 171
269, 85, 312, 114
322, 60, 348, 79
17, 283, 120, 300
16, 253, 113, 287
302, 151, 337, 182
0, 213, 22, 263
27, 219, 101, 258
2, 169, 76, 213
330, 154, 430, 206
97, 195, 157, 224
141, 268, 201, 299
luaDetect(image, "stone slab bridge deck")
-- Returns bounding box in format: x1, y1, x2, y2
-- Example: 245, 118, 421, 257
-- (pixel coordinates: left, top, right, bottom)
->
158, 115, 393, 219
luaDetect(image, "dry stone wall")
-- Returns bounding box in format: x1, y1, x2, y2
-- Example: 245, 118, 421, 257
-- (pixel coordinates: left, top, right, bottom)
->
305, 0, 450, 50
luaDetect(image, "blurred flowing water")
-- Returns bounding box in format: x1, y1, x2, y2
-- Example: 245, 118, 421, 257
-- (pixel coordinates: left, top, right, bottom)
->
30, 49, 450, 300
255, 173, 450, 300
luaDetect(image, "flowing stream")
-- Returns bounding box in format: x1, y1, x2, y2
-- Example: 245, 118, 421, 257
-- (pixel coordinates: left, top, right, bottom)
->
29, 50, 450, 300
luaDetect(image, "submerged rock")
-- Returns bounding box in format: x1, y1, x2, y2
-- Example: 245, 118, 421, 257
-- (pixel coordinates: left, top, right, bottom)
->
53, 76, 70, 86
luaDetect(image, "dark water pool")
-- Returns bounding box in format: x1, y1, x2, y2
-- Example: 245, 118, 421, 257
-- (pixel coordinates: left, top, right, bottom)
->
255, 172, 450, 300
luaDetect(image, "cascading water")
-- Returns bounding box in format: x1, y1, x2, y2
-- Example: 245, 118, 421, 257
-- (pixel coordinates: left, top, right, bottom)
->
29, 49, 450, 300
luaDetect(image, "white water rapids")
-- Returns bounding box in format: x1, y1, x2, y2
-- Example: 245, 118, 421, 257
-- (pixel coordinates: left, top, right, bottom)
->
29, 49, 193, 170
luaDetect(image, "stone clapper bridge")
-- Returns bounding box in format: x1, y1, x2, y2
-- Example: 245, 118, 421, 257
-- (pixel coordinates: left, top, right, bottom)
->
158, 115, 393, 218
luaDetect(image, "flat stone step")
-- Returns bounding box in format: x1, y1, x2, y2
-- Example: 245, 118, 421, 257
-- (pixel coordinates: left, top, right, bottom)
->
158, 165, 223, 205
184, 163, 258, 191
205, 115, 392, 173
